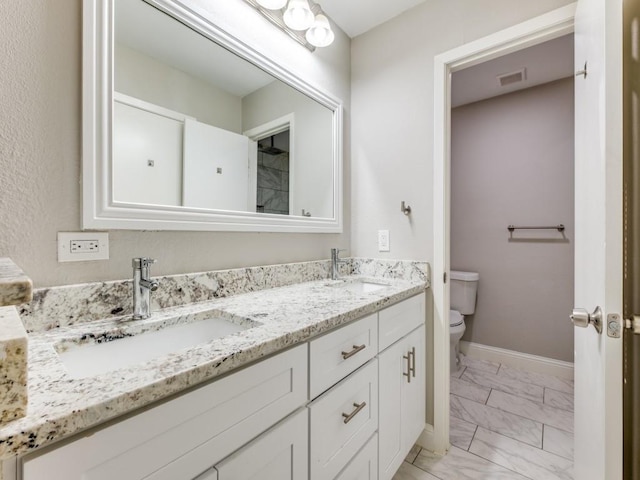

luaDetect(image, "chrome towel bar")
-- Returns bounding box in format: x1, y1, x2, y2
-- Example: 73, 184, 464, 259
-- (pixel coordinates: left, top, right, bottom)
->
507, 224, 565, 232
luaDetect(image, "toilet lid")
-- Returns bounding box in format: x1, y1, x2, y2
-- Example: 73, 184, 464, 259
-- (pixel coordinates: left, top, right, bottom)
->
450, 310, 464, 327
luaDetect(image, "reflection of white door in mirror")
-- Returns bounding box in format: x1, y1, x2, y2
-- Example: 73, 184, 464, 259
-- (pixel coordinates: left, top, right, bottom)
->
183, 119, 251, 213
113, 94, 188, 207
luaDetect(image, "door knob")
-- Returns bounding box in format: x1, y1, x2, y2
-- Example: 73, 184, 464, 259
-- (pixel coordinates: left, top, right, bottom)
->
570, 306, 603, 334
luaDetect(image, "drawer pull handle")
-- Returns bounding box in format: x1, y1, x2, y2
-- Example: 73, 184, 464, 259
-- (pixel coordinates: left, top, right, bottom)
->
341, 344, 366, 360
342, 401, 367, 424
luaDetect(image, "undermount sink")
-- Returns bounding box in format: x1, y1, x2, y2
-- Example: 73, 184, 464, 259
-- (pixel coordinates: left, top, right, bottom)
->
56, 311, 256, 379
329, 279, 390, 294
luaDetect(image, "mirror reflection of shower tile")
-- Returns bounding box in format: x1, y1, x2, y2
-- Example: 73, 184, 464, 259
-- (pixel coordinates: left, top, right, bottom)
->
263, 190, 288, 212
257, 167, 282, 190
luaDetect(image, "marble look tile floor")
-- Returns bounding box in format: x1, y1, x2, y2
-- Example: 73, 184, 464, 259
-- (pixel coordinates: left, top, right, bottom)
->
394, 357, 574, 480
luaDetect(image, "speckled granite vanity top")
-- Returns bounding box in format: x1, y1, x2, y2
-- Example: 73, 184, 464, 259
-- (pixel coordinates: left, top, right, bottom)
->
0, 258, 429, 459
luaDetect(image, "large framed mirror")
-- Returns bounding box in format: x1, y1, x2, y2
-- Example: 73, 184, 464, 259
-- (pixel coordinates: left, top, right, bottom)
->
83, 0, 343, 232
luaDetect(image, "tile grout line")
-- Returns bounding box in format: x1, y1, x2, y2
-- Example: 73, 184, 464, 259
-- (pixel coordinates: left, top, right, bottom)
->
450, 393, 544, 448
409, 460, 447, 480
468, 423, 479, 451
459, 374, 574, 419
463, 445, 538, 480
484, 393, 575, 434
460, 368, 546, 403
542, 386, 576, 414
447, 361, 574, 479
412, 447, 422, 464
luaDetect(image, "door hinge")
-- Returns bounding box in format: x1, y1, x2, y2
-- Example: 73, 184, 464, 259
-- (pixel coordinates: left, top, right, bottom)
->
443, 272, 447, 283
624, 315, 640, 334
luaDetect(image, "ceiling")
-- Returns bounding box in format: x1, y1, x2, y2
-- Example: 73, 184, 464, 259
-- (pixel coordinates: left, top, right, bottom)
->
319, 0, 427, 38
451, 34, 574, 108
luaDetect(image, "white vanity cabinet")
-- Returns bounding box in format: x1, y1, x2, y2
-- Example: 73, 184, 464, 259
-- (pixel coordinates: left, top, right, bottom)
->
377, 297, 426, 480
18, 292, 427, 480
214, 408, 308, 480
21, 344, 308, 480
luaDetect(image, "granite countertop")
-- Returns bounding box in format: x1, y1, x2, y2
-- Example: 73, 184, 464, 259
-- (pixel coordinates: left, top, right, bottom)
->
0, 272, 427, 460
0, 258, 32, 307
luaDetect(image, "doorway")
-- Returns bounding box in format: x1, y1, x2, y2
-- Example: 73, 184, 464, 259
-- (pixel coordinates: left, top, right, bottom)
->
426, 4, 576, 455
449, 34, 575, 370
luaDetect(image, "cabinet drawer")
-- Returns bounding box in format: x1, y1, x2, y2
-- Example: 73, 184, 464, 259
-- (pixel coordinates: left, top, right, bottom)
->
378, 294, 425, 351
309, 314, 377, 399
334, 433, 378, 480
309, 360, 378, 480
22, 344, 308, 480
216, 408, 308, 480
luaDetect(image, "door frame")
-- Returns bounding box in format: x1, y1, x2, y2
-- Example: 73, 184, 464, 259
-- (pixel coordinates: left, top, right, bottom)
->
428, 3, 577, 453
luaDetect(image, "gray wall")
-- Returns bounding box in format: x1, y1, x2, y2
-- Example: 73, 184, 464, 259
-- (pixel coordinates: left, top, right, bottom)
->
451, 78, 575, 362
350, 0, 574, 262
0, 0, 351, 287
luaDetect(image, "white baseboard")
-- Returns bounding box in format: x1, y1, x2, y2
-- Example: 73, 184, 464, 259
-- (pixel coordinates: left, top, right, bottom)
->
416, 424, 448, 456
459, 341, 574, 380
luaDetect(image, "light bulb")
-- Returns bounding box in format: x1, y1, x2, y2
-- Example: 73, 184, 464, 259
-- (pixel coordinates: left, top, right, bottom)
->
305, 14, 334, 47
283, 0, 314, 31
255, 0, 287, 9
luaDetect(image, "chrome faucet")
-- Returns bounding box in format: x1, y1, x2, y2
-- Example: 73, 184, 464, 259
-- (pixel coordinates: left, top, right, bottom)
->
330, 248, 347, 280
132, 257, 159, 319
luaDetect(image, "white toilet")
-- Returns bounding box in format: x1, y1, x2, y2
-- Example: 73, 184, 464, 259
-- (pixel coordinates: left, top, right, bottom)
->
449, 270, 479, 373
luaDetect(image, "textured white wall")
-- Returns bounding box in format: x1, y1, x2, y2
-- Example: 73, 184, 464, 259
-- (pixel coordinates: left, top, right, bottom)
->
350, 0, 575, 262
0, 0, 350, 287
451, 79, 575, 362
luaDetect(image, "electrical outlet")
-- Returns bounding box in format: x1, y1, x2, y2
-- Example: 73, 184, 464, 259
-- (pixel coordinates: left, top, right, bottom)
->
70, 240, 99, 253
58, 232, 109, 262
378, 230, 390, 252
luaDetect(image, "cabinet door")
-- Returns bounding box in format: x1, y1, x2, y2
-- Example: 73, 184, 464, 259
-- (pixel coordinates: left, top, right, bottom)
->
216, 408, 308, 480
378, 339, 405, 480
402, 325, 426, 451
378, 324, 426, 480
335, 433, 378, 480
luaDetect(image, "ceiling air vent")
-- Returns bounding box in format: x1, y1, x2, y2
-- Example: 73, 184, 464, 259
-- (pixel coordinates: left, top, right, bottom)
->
497, 68, 526, 87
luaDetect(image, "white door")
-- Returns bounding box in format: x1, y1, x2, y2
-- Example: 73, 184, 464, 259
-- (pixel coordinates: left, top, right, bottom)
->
573, 0, 623, 478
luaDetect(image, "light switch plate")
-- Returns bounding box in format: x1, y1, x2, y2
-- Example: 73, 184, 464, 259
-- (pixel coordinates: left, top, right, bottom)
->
378, 230, 390, 252
58, 232, 109, 262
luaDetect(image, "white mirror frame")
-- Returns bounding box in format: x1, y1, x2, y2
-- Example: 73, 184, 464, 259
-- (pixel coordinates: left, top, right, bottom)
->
82, 0, 343, 232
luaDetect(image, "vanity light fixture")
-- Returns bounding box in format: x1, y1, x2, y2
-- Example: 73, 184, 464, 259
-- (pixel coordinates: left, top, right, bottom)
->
306, 13, 334, 47
256, 0, 287, 9
283, 0, 315, 30
245, 0, 335, 50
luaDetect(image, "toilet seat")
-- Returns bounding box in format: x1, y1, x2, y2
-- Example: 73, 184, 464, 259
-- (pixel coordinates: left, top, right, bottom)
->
449, 309, 464, 327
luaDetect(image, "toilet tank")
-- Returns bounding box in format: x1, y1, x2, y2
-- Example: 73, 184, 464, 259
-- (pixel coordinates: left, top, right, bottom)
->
450, 270, 479, 315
